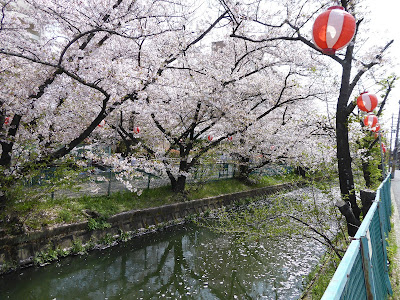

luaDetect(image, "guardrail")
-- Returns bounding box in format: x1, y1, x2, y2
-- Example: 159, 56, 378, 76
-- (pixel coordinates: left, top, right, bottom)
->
322, 174, 393, 299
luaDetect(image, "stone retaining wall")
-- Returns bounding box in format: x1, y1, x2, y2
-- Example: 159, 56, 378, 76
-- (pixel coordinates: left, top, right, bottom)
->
0, 182, 301, 271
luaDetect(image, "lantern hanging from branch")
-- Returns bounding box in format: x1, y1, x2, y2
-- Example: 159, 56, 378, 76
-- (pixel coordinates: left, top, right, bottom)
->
227, 136, 233, 141
371, 124, 381, 133
207, 135, 213, 141
134, 127, 140, 134
4, 117, 10, 125
357, 92, 378, 112
312, 6, 356, 55
363, 114, 378, 128
98, 120, 106, 127
382, 143, 387, 154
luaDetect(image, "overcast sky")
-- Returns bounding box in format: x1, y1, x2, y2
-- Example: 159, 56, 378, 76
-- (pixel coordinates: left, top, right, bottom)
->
363, 0, 400, 134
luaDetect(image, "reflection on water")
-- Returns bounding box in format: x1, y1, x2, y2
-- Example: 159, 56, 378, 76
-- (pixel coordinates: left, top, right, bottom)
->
0, 224, 324, 299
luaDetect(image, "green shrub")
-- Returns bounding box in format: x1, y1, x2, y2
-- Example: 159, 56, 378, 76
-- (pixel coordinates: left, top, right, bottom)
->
71, 240, 85, 254
58, 209, 73, 223
87, 217, 111, 231
99, 233, 114, 246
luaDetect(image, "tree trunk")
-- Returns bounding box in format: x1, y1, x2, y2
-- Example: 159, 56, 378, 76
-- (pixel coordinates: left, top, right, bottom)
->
362, 161, 372, 188
237, 162, 250, 181
0, 193, 7, 211
168, 174, 187, 194
166, 154, 189, 194
336, 108, 361, 222
233, 154, 252, 182
335, 47, 362, 236
294, 166, 307, 178
337, 200, 361, 237
166, 169, 177, 190
173, 175, 187, 194
360, 189, 376, 217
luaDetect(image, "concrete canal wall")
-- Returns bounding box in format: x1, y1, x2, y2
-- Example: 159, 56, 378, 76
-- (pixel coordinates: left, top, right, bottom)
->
0, 182, 301, 271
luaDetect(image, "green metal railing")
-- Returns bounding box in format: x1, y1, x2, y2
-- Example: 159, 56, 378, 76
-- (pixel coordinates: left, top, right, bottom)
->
322, 174, 393, 299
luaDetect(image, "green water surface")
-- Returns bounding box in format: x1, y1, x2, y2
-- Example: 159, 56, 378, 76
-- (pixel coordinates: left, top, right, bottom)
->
0, 224, 324, 299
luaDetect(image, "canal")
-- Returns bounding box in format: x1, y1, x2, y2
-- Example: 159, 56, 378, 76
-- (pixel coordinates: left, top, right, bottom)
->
0, 187, 334, 299
0, 227, 325, 299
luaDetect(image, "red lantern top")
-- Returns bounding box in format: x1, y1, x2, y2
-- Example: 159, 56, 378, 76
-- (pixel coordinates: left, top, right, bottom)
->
357, 92, 378, 112
134, 127, 140, 134
363, 114, 378, 128
207, 135, 213, 141
312, 6, 356, 55
227, 136, 233, 141
4, 117, 10, 125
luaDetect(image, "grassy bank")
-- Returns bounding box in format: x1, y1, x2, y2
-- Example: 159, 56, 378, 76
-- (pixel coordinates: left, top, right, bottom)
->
302, 213, 399, 299
300, 246, 342, 299
2, 173, 302, 233
389, 219, 400, 299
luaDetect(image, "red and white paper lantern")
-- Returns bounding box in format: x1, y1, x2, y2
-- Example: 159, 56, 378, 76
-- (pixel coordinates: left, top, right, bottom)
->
381, 143, 387, 154
207, 135, 213, 141
357, 92, 378, 113
371, 124, 381, 133
312, 6, 356, 55
98, 119, 106, 127
134, 127, 140, 134
363, 114, 378, 128
4, 117, 10, 125
227, 136, 233, 141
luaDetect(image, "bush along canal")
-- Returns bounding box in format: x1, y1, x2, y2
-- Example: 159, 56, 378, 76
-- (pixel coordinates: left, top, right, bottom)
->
0, 186, 340, 299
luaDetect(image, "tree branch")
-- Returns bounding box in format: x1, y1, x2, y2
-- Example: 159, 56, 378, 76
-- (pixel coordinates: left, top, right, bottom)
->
346, 40, 394, 115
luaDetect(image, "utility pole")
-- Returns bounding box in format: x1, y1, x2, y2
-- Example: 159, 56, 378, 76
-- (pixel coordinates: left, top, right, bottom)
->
391, 101, 400, 178
389, 114, 394, 171
379, 133, 386, 179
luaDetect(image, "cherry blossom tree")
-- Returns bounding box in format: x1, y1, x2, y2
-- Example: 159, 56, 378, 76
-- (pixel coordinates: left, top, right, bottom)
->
1, 1, 392, 241
109, 32, 329, 193
219, 0, 394, 236
0, 0, 337, 204
0, 0, 231, 206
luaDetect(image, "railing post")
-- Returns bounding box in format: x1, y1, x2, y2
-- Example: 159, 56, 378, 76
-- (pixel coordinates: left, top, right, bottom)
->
385, 178, 392, 229
360, 235, 376, 300
377, 201, 393, 296
107, 169, 112, 196
107, 146, 112, 196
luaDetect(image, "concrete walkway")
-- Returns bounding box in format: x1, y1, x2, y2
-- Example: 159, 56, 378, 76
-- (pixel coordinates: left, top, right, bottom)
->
391, 171, 400, 221
390, 171, 400, 298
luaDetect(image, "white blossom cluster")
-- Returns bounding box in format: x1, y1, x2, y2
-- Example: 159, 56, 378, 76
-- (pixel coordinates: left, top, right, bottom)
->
0, 0, 389, 194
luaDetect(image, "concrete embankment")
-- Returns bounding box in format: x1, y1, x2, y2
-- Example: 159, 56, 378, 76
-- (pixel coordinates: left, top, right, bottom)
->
0, 182, 302, 272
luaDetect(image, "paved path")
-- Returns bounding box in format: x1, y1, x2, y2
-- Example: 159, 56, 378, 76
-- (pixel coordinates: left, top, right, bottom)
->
392, 171, 400, 218
390, 171, 400, 297
391, 171, 400, 242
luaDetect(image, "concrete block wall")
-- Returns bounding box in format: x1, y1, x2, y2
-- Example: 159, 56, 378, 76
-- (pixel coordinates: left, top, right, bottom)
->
0, 182, 299, 271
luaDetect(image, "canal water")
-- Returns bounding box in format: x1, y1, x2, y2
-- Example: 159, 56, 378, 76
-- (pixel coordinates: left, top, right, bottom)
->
0, 223, 325, 299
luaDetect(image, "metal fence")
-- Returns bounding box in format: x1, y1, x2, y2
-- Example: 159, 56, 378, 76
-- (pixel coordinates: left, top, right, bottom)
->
26, 163, 291, 199
322, 174, 393, 299
82, 162, 290, 192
